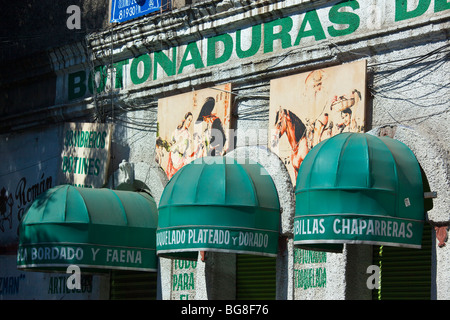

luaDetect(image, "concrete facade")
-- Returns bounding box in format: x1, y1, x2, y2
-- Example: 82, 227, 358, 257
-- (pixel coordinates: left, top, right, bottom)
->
1, 0, 449, 300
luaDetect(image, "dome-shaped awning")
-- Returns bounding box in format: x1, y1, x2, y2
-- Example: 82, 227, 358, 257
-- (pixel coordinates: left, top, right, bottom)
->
294, 133, 425, 252
17, 185, 158, 272
156, 157, 281, 260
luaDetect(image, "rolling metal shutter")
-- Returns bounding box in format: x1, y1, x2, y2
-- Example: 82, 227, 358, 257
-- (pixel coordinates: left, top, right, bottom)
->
110, 270, 157, 300
372, 224, 432, 300
236, 254, 276, 300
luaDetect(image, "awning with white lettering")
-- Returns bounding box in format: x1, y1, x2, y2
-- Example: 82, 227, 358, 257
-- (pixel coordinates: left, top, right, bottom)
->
294, 132, 425, 252
156, 157, 281, 260
17, 185, 158, 272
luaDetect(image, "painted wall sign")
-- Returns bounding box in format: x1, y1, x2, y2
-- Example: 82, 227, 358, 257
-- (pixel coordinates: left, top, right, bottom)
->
155, 84, 232, 179
66, 0, 450, 102
110, 0, 160, 23
171, 259, 197, 300
0, 256, 108, 300
59, 122, 113, 188
269, 60, 366, 184
0, 129, 60, 246
294, 248, 327, 291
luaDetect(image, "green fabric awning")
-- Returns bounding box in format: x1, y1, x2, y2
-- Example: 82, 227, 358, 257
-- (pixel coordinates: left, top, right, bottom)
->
156, 157, 281, 260
294, 133, 425, 252
17, 185, 158, 272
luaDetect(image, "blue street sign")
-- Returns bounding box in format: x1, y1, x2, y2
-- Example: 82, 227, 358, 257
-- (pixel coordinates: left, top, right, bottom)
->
110, 0, 160, 23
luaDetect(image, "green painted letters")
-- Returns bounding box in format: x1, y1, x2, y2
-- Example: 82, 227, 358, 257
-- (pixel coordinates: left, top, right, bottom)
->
435, 0, 450, 12
154, 48, 177, 80
179, 42, 205, 73
88, 66, 107, 94
264, 17, 293, 53
294, 10, 326, 46
130, 54, 151, 85
395, 0, 431, 21
68, 71, 86, 100
236, 24, 262, 59
207, 34, 233, 66
328, 0, 360, 37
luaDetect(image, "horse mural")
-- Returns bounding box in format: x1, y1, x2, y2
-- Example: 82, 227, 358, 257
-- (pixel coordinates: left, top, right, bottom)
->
272, 107, 309, 180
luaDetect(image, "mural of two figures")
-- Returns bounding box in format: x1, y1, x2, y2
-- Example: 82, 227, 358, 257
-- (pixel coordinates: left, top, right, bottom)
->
269, 60, 367, 184
155, 84, 232, 179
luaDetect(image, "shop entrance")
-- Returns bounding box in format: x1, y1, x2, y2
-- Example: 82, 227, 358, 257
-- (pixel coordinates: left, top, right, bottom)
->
236, 254, 276, 300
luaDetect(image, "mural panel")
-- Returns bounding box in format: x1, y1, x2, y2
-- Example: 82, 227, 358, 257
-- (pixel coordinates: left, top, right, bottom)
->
269, 60, 367, 184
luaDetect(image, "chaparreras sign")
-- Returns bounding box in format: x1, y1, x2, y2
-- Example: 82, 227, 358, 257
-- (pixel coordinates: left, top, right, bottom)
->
67, 0, 450, 101
294, 216, 423, 248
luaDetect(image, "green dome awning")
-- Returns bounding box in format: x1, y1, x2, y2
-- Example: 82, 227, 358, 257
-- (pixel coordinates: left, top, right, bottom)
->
294, 133, 425, 252
17, 185, 158, 272
156, 157, 281, 260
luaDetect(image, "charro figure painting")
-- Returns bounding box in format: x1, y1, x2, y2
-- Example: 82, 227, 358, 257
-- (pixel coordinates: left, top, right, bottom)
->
269, 60, 367, 184
155, 84, 232, 179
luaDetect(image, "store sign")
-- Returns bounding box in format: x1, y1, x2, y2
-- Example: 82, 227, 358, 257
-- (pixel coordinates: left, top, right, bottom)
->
67, 0, 450, 101
156, 226, 279, 257
59, 122, 113, 188
294, 216, 424, 248
17, 243, 155, 272
110, 0, 160, 23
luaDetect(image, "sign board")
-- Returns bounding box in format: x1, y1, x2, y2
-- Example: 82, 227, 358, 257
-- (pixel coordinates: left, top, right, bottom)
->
59, 122, 113, 188
110, 0, 160, 23
269, 60, 367, 185
171, 259, 197, 300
